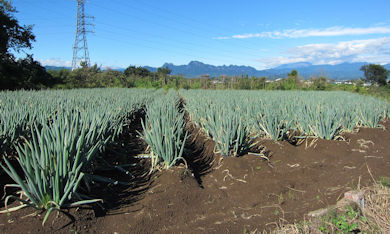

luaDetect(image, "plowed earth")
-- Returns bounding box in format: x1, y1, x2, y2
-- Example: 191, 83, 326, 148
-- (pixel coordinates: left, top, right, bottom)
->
1, 117, 390, 233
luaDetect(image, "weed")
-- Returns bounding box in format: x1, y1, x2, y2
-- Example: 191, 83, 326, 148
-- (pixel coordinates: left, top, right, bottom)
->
379, 176, 390, 187
274, 208, 279, 216
232, 210, 237, 218
287, 190, 295, 200
345, 205, 358, 219
278, 193, 284, 205
256, 165, 261, 170
319, 205, 363, 233
296, 221, 311, 233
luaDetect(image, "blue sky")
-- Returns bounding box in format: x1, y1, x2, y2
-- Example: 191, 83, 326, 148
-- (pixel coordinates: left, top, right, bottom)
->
11, 0, 390, 69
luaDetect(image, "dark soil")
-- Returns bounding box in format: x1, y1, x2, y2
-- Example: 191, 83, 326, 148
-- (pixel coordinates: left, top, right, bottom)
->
1, 119, 390, 233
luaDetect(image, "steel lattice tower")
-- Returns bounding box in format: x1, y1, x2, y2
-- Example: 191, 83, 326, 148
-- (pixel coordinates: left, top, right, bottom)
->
72, 0, 93, 70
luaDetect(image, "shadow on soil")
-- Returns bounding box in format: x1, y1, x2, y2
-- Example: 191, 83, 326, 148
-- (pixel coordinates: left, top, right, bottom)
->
178, 97, 215, 188
81, 109, 153, 217
182, 122, 215, 188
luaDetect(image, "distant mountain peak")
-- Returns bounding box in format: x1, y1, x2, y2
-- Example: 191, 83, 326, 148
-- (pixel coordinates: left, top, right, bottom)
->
162, 62, 174, 67
188, 61, 204, 66
275, 62, 313, 69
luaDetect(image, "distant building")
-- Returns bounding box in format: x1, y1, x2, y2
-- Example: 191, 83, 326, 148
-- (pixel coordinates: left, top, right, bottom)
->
332, 80, 353, 85
212, 80, 223, 84
199, 74, 210, 79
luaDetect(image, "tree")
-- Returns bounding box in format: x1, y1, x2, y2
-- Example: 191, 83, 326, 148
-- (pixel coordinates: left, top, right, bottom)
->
0, 55, 55, 90
16, 55, 55, 88
0, 1, 54, 90
47, 68, 71, 86
311, 76, 328, 90
157, 66, 171, 76
124, 65, 151, 77
360, 64, 389, 86
283, 70, 302, 90
157, 66, 171, 86
64, 63, 101, 88
0, 0, 35, 59
288, 69, 298, 77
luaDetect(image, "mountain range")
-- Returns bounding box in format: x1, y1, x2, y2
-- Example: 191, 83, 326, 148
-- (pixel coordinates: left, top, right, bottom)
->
145, 61, 390, 80
46, 61, 390, 80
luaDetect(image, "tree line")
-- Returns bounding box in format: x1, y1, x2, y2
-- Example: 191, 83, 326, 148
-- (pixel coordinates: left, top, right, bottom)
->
0, 0, 54, 90
30, 65, 390, 92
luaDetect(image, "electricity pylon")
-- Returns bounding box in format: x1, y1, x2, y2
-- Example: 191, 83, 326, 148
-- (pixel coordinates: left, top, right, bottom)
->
71, 0, 94, 70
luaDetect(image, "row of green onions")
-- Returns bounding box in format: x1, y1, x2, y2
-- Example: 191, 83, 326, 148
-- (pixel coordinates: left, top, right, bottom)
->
182, 90, 389, 156
140, 90, 188, 171
0, 88, 156, 224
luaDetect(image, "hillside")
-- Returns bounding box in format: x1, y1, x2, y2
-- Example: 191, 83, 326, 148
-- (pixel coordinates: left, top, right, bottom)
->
145, 61, 382, 80
45, 61, 390, 80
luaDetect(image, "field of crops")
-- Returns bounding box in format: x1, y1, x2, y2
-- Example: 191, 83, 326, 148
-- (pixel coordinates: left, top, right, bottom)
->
183, 90, 389, 155
0, 88, 389, 232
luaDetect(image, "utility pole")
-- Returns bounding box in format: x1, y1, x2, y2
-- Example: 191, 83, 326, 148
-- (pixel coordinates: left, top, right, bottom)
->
72, 0, 94, 70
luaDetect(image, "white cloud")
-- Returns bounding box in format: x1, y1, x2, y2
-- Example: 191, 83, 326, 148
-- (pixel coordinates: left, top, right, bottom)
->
213, 36, 231, 40
259, 37, 390, 68
216, 26, 390, 39
39, 58, 71, 67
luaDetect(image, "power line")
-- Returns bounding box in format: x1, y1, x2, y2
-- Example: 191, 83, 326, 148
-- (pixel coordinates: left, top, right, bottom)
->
90, 29, 242, 65
89, 2, 262, 59
20, 1, 262, 60
93, 34, 211, 62
23, 2, 249, 65
109, 0, 264, 52
94, 20, 256, 62
17, 1, 265, 68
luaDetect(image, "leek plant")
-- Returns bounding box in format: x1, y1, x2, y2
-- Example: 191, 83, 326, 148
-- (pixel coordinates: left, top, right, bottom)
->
202, 105, 250, 156
308, 105, 342, 140
252, 101, 294, 141
140, 92, 188, 170
1, 112, 105, 225
0, 88, 157, 224
0, 88, 155, 155
181, 90, 390, 144
358, 104, 384, 128
340, 110, 359, 132
182, 90, 252, 156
